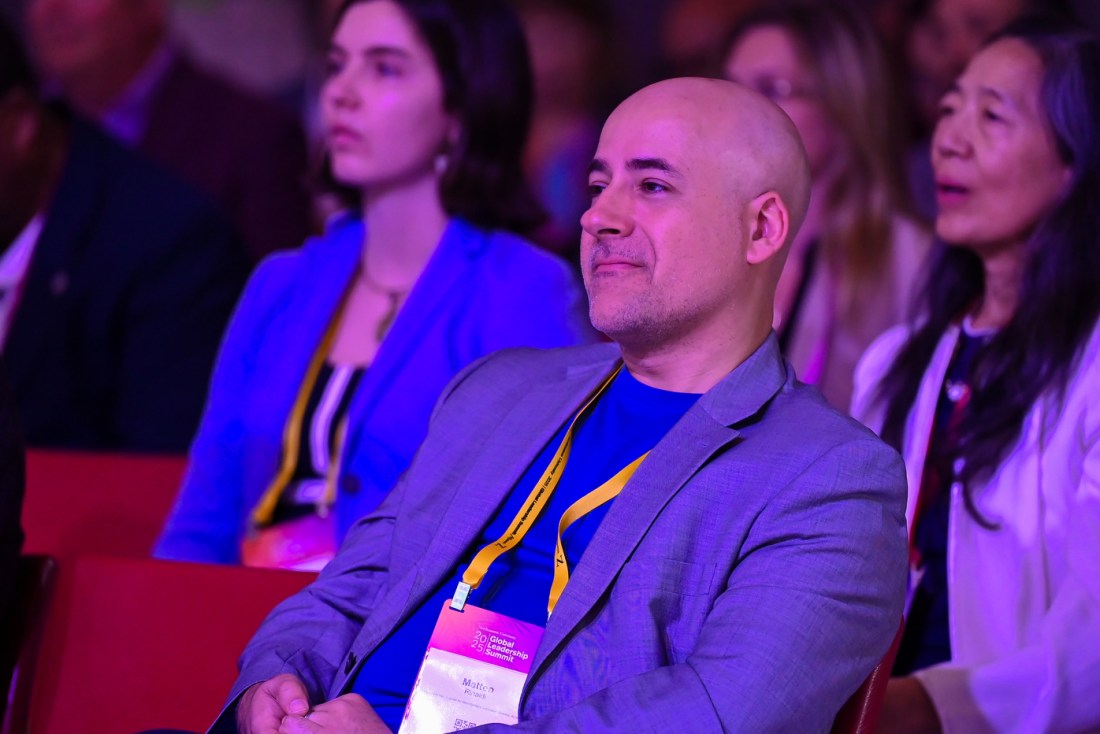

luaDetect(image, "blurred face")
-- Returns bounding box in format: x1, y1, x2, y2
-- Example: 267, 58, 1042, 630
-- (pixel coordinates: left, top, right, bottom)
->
906, 0, 1026, 127
932, 38, 1070, 255
580, 95, 750, 348
0, 94, 32, 213
0, 90, 49, 241
27, 0, 163, 82
724, 25, 840, 179
521, 7, 599, 110
321, 0, 454, 192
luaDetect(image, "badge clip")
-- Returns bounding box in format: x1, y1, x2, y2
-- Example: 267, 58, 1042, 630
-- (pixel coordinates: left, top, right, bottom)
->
450, 581, 471, 612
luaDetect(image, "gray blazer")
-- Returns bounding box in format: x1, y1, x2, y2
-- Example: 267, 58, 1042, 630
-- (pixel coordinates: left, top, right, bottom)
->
215, 336, 907, 733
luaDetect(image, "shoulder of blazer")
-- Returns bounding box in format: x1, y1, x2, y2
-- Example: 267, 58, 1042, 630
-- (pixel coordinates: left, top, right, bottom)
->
430, 342, 619, 412
251, 213, 362, 291
463, 223, 575, 281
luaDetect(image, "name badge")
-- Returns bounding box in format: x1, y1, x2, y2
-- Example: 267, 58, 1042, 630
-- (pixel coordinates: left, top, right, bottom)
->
399, 603, 543, 733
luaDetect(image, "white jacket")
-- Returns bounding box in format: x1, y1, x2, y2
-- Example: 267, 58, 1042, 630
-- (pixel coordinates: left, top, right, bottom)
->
852, 322, 1100, 734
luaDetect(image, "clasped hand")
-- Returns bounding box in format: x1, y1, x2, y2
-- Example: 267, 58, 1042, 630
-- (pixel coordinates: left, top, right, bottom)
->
237, 674, 390, 734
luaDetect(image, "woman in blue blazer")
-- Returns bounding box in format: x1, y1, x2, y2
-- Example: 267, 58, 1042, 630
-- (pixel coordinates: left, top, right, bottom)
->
155, 0, 593, 566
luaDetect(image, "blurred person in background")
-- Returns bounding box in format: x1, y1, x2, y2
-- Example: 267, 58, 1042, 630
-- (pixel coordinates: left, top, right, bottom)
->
25, 0, 313, 262
853, 17, 1100, 733
515, 0, 606, 262
661, 0, 759, 78
155, 0, 593, 569
0, 17, 247, 452
901, 0, 1073, 219
723, 0, 931, 412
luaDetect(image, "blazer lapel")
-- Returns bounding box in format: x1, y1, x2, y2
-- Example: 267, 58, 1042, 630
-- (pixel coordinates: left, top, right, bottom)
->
524, 334, 790, 694
255, 218, 361, 421
336, 349, 622, 689
5, 118, 100, 393
343, 219, 485, 430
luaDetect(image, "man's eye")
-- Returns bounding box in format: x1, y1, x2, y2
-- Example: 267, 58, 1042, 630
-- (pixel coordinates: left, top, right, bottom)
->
641, 180, 669, 194
982, 109, 1004, 123
588, 182, 607, 198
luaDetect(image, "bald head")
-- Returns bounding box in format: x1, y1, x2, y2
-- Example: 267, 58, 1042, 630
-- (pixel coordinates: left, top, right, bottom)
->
580, 77, 812, 377
606, 77, 811, 247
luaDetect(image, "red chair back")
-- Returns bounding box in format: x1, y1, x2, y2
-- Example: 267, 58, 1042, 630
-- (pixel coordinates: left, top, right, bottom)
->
28, 556, 314, 734
22, 450, 187, 560
831, 620, 905, 734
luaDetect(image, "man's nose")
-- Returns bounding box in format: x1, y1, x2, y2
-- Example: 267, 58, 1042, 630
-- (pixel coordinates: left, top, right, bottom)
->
581, 186, 633, 238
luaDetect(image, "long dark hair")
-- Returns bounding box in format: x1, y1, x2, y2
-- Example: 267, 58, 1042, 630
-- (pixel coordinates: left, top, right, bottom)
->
323, 0, 544, 234
878, 16, 1100, 522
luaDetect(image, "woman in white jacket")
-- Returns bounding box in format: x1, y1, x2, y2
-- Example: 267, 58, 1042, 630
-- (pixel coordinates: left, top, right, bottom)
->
851, 15, 1100, 734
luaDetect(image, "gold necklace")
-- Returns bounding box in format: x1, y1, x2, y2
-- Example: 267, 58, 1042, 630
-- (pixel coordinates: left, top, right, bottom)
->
360, 262, 412, 342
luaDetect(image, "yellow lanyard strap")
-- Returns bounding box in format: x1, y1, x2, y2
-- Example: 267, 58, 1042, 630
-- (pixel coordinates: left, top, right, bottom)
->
451, 364, 648, 618
251, 290, 351, 528
547, 451, 648, 617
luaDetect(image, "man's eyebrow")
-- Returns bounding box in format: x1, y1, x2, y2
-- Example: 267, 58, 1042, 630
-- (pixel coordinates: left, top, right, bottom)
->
587, 159, 610, 177
626, 157, 681, 176
586, 157, 683, 177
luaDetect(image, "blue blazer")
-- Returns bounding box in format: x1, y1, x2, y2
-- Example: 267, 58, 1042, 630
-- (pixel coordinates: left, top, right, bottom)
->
156, 215, 594, 563
212, 338, 908, 733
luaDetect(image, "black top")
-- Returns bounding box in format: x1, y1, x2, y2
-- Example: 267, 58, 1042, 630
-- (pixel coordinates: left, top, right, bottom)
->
270, 362, 365, 525
895, 326, 991, 674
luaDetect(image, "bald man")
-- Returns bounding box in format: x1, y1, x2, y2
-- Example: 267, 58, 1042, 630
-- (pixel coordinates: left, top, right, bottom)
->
217, 78, 908, 734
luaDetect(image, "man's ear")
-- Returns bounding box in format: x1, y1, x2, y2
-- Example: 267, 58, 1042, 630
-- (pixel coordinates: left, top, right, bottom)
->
745, 190, 790, 265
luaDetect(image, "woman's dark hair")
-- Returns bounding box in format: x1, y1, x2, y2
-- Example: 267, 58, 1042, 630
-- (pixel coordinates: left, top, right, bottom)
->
322, 0, 544, 234
877, 15, 1100, 523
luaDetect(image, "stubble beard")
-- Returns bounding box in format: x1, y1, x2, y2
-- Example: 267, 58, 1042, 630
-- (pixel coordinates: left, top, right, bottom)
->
588, 285, 700, 353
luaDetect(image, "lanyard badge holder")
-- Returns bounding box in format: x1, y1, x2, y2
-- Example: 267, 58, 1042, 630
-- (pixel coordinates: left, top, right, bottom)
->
399, 366, 648, 733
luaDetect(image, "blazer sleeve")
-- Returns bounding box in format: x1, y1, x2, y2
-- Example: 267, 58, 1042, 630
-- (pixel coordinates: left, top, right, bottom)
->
913, 393, 1100, 734
154, 256, 285, 564
477, 436, 909, 733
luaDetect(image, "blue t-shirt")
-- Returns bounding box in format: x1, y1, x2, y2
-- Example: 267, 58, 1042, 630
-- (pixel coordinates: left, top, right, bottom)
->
351, 367, 701, 730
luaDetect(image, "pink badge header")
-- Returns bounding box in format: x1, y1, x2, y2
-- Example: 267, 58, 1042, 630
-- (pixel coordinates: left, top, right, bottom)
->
428, 603, 545, 675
